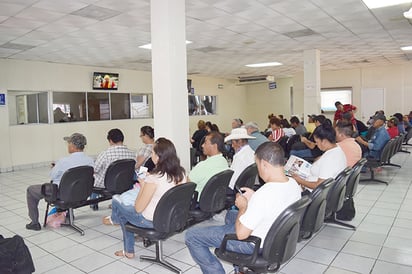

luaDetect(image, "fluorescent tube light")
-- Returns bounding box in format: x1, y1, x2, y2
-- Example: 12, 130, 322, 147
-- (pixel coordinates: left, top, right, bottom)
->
245, 62, 282, 68
401, 46, 412, 51
139, 40, 192, 50
404, 7, 412, 18
362, 0, 412, 9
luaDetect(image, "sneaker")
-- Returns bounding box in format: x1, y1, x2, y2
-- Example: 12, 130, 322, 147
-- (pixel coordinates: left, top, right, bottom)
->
26, 222, 41, 231
91, 204, 99, 211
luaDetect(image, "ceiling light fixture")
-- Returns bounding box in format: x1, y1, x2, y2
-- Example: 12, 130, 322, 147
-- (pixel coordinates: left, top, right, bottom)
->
404, 7, 412, 18
401, 45, 412, 51
362, 0, 411, 9
245, 62, 282, 68
139, 40, 192, 50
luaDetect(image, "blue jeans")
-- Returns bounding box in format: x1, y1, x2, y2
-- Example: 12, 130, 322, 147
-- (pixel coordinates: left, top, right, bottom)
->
111, 199, 153, 253
185, 210, 254, 274
290, 149, 312, 158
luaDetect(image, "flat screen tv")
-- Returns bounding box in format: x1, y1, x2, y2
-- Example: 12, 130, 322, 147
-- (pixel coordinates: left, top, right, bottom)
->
93, 72, 119, 90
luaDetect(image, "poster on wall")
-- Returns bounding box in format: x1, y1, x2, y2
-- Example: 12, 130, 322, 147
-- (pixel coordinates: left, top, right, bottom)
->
0, 93, 5, 106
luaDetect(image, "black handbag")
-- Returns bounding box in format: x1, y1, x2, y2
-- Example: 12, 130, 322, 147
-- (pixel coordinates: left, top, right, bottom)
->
336, 197, 356, 221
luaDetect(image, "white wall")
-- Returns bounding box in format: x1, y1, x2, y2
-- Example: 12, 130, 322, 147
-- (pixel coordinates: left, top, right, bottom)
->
0, 59, 247, 172
2, 59, 412, 172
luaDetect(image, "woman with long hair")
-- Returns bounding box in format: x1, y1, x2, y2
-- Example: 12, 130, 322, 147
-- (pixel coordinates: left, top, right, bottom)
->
112, 138, 186, 259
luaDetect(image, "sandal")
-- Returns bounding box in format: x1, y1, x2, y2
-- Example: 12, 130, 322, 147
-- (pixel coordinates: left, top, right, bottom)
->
102, 216, 118, 226
114, 250, 134, 259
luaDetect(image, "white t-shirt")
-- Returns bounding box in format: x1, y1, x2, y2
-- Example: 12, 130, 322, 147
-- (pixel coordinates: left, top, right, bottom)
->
229, 144, 255, 189
307, 146, 346, 182
239, 178, 302, 247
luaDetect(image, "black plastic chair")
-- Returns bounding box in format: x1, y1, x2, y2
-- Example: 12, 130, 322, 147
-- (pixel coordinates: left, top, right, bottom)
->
226, 163, 258, 208
42, 166, 94, 235
215, 196, 311, 274
299, 178, 334, 240
360, 140, 393, 185
125, 182, 196, 274
324, 167, 353, 229
383, 136, 401, 168
345, 158, 367, 200
187, 169, 234, 227
402, 127, 412, 147
92, 159, 136, 202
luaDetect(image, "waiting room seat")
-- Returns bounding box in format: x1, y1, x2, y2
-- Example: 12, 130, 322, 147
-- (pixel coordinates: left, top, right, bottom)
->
93, 158, 136, 197
299, 178, 334, 241
383, 136, 401, 168
90, 159, 136, 211
345, 158, 367, 201
360, 140, 393, 185
187, 169, 234, 227
125, 182, 196, 274
402, 127, 412, 147
214, 196, 311, 274
324, 167, 353, 229
225, 163, 258, 208
42, 166, 94, 235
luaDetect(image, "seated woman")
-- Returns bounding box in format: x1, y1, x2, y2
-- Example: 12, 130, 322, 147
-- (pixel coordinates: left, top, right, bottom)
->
291, 122, 347, 192
135, 126, 155, 170
111, 138, 187, 259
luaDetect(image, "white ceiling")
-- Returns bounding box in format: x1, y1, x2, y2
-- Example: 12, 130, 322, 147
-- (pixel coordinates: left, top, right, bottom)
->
1, 0, 412, 79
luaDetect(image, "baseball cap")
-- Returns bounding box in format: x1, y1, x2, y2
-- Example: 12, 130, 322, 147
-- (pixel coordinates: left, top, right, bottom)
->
373, 113, 386, 122
63, 133, 87, 149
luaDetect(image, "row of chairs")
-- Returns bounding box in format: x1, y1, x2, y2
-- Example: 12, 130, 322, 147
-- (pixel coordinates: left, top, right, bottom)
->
42, 157, 366, 273
361, 133, 405, 185
125, 158, 366, 273
215, 158, 367, 274
42, 159, 136, 235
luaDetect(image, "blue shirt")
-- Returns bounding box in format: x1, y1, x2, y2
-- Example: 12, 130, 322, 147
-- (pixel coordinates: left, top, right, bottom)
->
368, 126, 390, 159
248, 131, 269, 151
50, 152, 94, 186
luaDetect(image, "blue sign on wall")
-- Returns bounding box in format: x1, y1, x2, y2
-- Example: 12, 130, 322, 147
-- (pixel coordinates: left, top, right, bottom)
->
0, 93, 5, 106
268, 82, 277, 89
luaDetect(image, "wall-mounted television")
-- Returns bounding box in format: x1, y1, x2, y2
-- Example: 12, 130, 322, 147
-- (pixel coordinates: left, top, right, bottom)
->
93, 72, 119, 90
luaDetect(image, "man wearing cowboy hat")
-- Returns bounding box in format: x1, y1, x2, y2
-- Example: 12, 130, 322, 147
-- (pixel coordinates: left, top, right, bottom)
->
224, 127, 256, 190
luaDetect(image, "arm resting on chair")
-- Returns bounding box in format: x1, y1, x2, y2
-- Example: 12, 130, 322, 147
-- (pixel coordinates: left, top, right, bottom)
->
216, 233, 261, 264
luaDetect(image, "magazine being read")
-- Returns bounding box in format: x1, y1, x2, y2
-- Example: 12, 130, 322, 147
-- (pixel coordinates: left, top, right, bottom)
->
284, 155, 312, 179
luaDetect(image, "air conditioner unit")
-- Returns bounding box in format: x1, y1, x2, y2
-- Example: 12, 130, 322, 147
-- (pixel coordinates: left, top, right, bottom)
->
237, 75, 275, 85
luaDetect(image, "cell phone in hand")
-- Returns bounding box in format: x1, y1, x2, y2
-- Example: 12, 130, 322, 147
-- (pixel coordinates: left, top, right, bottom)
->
136, 166, 148, 179
234, 186, 245, 195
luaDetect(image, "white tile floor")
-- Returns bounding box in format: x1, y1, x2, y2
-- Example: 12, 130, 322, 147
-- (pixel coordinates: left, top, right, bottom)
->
1, 151, 412, 274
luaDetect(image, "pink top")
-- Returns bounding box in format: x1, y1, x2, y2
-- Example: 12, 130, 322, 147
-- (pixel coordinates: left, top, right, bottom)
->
337, 138, 362, 167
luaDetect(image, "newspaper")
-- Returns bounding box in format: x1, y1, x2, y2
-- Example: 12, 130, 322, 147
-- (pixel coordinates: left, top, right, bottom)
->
284, 155, 312, 179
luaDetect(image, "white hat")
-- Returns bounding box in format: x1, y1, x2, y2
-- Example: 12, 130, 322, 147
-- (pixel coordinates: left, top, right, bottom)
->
224, 128, 256, 142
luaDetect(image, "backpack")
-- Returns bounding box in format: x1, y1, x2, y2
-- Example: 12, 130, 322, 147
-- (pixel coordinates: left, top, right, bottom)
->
336, 197, 356, 221
0, 235, 35, 274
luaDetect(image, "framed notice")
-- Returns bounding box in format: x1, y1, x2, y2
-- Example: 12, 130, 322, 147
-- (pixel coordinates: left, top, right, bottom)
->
0, 93, 5, 106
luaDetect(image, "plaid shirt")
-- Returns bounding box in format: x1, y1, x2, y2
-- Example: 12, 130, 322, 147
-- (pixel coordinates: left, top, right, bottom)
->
94, 145, 136, 188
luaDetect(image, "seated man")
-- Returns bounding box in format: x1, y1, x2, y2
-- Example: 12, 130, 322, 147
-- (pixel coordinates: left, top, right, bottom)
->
289, 115, 326, 160
290, 116, 307, 136
185, 142, 302, 274
243, 122, 269, 151
336, 121, 362, 167
188, 131, 229, 195
224, 128, 255, 190
26, 133, 94, 231
356, 113, 390, 159
91, 128, 136, 210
